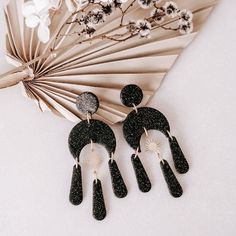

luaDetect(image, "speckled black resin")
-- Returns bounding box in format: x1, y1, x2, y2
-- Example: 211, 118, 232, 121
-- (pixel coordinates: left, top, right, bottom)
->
93, 179, 106, 221
68, 119, 116, 159
76, 92, 99, 115
120, 84, 143, 107
69, 164, 83, 205
160, 160, 183, 198
108, 159, 128, 198
169, 136, 189, 174
123, 107, 170, 151
131, 154, 152, 192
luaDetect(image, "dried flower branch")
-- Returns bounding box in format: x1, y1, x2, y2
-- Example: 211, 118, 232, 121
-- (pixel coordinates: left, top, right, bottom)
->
22, 0, 193, 45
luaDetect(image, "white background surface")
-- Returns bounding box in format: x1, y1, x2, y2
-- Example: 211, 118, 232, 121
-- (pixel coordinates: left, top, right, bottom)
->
0, 1, 236, 236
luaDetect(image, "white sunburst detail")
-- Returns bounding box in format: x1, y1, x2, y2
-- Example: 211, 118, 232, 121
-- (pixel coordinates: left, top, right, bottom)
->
145, 138, 161, 154
85, 140, 102, 172
144, 127, 164, 162
89, 149, 102, 171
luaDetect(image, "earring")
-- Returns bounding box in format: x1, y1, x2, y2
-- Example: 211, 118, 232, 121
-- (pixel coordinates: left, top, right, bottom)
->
120, 84, 189, 198
68, 92, 128, 220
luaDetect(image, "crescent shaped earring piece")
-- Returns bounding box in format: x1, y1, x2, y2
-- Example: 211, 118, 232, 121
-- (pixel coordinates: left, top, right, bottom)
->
120, 84, 189, 198
68, 92, 127, 221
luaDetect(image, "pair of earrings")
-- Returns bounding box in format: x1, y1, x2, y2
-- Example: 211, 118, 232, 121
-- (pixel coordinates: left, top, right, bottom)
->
68, 84, 189, 221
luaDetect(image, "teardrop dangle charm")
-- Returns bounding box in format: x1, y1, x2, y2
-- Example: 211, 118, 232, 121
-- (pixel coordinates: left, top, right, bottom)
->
69, 164, 83, 205
93, 179, 106, 221
160, 160, 183, 198
169, 136, 189, 174
131, 154, 152, 193
109, 159, 128, 198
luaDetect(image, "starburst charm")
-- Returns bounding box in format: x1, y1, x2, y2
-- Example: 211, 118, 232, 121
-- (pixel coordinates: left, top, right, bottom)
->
88, 149, 102, 171
145, 138, 161, 153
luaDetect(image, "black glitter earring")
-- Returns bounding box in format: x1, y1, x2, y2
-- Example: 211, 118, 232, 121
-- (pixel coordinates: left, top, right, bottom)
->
68, 92, 128, 221
120, 84, 189, 198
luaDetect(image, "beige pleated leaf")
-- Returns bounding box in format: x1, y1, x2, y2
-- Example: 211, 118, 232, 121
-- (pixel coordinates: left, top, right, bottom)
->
1, 0, 218, 124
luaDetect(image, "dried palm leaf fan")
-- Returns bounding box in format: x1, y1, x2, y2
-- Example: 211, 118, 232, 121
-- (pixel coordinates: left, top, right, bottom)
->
1, 0, 217, 124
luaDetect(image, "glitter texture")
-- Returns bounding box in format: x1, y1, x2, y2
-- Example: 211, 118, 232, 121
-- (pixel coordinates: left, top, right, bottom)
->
131, 154, 152, 192
68, 119, 116, 160
123, 107, 170, 151
160, 159, 183, 198
169, 136, 189, 174
69, 164, 83, 205
120, 84, 143, 107
93, 179, 106, 221
108, 159, 128, 198
76, 92, 99, 115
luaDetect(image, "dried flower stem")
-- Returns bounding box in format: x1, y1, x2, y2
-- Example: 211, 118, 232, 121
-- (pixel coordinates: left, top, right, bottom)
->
51, 2, 90, 50
119, 0, 136, 26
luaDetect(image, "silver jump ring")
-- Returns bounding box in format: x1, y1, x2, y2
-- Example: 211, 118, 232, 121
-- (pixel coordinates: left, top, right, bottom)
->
167, 130, 174, 140
93, 171, 98, 184
111, 152, 115, 163
134, 148, 139, 158
86, 112, 91, 124
132, 103, 138, 113
75, 157, 79, 169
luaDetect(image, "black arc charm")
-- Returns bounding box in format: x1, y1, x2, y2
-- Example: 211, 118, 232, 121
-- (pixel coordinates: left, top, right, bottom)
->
69, 119, 116, 159
123, 107, 170, 151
